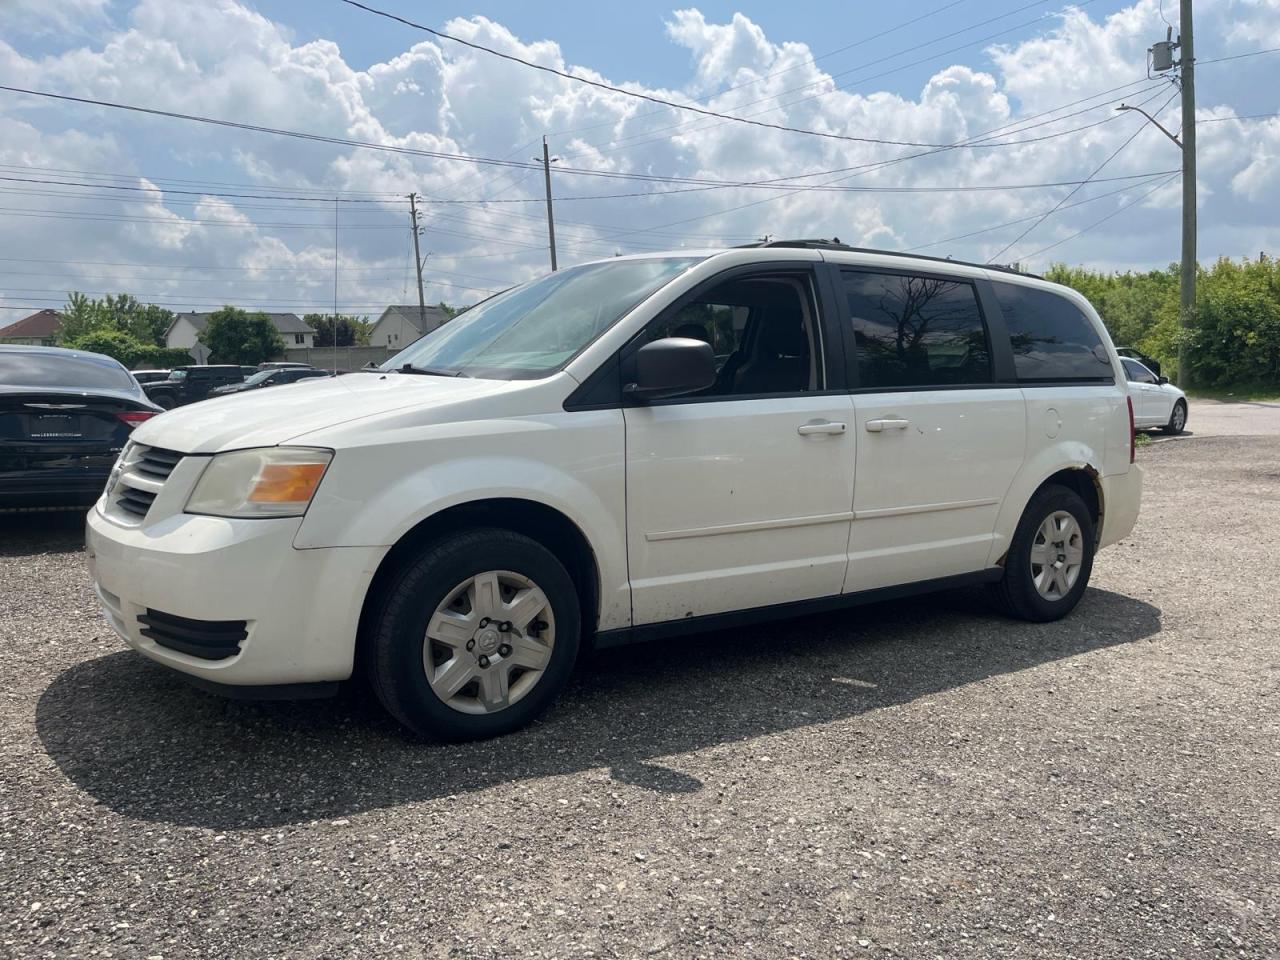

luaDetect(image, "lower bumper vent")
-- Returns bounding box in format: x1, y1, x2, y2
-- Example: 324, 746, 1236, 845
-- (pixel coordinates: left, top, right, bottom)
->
138, 609, 247, 661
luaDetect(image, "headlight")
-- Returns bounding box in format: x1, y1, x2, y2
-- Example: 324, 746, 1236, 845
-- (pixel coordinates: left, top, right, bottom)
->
185, 447, 333, 519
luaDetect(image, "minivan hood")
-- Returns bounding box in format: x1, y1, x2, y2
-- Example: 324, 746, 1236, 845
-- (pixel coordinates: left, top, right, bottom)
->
128, 372, 524, 454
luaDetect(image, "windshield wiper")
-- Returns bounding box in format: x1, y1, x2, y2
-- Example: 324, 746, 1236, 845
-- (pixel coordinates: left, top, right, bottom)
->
396, 363, 467, 378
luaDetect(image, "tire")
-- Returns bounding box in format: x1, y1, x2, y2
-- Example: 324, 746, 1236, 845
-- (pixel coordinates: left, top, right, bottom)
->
151, 393, 176, 410
365, 528, 581, 740
989, 485, 1096, 623
1162, 399, 1187, 435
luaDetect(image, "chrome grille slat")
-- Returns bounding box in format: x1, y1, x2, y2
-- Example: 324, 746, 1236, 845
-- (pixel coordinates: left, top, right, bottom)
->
109, 443, 186, 522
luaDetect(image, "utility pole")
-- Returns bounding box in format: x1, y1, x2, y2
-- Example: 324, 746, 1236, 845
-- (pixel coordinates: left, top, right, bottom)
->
408, 192, 427, 331
535, 136, 559, 271
1122, 1, 1196, 386
1178, 0, 1196, 389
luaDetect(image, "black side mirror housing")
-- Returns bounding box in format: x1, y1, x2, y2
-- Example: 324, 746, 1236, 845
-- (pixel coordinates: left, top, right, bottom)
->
1158, 375, 1169, 385
624, 337, 716, 402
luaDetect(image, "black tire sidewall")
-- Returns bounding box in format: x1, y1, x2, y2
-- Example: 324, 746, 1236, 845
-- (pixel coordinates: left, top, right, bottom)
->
1166, 400, 1187, 434
1003, 486, 1096, 622
370, 528, 581, 740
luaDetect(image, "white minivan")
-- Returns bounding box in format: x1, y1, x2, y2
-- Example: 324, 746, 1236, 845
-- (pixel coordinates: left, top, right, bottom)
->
86, 242, 1142, 740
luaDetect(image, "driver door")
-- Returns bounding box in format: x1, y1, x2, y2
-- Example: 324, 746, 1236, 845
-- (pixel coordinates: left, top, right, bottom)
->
623, 266, 856, 625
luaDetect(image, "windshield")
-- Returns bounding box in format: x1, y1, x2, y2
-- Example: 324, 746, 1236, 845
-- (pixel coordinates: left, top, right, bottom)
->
243, 370, 275, 386
0, 351, 137, 391
382, 256, 704, 379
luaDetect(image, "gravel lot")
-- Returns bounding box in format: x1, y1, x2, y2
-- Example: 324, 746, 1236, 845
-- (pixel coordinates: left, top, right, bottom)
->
2, 399, 1277, 959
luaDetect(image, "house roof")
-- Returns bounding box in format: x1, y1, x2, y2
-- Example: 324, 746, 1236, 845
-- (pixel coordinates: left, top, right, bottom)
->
377, 304, 448, 334
0, 308, 62, 340
168, 311, 312, 337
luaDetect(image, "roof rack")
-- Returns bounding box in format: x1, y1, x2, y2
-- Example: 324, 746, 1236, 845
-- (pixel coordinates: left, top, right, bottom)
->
733, 238, 1041, 279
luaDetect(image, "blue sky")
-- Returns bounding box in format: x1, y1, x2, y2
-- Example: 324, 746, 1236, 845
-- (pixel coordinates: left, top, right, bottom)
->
0, 0, 1277, 318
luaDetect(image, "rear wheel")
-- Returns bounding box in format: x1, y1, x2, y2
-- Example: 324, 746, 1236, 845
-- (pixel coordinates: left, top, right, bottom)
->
989, 485, 1095, 622
1163, 399, 1187, 435
366, 528, 580, 740
151, 393, 175, 410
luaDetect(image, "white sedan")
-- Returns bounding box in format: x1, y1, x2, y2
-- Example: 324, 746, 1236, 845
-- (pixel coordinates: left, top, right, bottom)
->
1123, 357, 1187, 434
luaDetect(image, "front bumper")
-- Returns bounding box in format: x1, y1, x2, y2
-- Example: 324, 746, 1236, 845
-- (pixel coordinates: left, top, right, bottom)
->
86, 503, 383, 687
1099, 464, 1143, 548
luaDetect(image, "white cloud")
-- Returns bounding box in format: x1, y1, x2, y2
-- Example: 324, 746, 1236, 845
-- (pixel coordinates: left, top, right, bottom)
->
0, 0, 1278, 324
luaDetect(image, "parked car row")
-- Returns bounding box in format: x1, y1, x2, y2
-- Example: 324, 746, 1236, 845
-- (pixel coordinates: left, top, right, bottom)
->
138, 362, 336, 408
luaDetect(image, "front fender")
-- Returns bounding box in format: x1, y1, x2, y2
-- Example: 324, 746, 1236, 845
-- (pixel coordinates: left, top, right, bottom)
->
293, 410, 629, 628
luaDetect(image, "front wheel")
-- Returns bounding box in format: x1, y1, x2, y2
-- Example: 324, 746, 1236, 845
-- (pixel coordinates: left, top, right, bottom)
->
1162, 399, 1187, 435
989, 485, 1095, 622
365, 528, 581, 740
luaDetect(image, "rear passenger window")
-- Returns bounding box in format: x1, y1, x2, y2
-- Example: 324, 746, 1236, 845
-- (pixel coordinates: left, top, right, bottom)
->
842, 271, 991, 389
991, 282, 1113, 382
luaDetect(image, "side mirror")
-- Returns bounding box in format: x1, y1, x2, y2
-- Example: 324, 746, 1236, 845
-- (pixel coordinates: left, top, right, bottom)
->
624, 337, 715, 402
1158, 375, 1169, 385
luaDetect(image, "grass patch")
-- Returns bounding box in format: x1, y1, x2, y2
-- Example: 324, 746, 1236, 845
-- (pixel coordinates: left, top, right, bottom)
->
1186, 385, 1280, 403
1134, 431, 1153, 446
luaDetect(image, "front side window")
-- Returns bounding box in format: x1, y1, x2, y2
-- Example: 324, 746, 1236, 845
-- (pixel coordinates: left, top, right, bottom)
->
991, 282, 1113, 382
843, 271, 992, 389
1123, 358, 1157, 384
385, 256, 704, 379
644, 274, 822, 397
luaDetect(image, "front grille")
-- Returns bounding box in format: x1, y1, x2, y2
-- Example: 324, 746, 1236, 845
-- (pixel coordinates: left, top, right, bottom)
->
110, 444, 185, 522
138, 609, 247, 661
133, 446, 183, 480
115, 486, 157, 519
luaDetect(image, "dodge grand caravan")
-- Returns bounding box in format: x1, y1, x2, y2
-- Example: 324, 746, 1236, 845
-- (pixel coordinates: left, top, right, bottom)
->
86, 242, 1142, 740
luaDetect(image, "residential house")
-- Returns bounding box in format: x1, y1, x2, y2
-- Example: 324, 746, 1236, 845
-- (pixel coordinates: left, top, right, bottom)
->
0, 309, 62, 345
369, 304, 448, 350
165, 311, 315, 363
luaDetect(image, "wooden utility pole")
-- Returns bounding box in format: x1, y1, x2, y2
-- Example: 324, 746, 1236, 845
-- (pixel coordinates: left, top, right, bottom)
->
1178, 0, 1196, 388
408, 192, 427, 330
538, 136, 558, 271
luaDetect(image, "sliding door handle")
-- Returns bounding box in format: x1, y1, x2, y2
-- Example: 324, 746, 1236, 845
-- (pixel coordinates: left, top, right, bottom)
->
797, 420, 847, 436
865, 418, 910, 432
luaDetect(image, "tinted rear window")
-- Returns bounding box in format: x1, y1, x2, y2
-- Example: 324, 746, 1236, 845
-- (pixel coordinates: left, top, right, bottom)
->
992, 283, 1113, 382
0, 352, 136, 391
843, 271, 992, 389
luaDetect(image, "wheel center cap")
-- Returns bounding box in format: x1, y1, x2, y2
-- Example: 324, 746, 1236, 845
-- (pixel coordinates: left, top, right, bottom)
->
475, 629, 500, 654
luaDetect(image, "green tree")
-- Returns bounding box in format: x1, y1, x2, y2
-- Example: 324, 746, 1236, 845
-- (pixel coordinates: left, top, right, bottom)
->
303, 313, 372, 347
198, 307, 285, 365
56, 292, 175, 347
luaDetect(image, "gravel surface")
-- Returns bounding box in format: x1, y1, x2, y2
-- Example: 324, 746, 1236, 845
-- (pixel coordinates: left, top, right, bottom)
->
2, 400, 1277, 959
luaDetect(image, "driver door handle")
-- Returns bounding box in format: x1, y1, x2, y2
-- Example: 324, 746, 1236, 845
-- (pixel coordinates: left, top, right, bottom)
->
865, 417, 910, 432
797, 420, 847, 436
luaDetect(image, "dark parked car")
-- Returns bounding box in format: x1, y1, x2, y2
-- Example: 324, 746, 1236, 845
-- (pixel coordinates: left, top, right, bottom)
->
210, 367, 333, 395
130, 369, 171, 385
1, 345, 161, 511
142, 365, 245, 408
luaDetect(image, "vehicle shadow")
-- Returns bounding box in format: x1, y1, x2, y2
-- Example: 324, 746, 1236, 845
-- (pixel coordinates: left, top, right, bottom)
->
0, 512, 86, 557
36, 586, 1160, 830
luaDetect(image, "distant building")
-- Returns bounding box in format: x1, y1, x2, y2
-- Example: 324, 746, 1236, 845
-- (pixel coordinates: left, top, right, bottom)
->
369, 304, 449, 350
0, 309, 62, 346
165, 311, 315, 363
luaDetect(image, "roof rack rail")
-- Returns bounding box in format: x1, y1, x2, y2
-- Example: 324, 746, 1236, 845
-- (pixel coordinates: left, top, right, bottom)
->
733, 238, 1041, 279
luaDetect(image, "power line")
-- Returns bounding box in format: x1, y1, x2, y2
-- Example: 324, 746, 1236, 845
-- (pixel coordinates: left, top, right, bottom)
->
905, 172, 1177, 251
549, 0, 973, 140
339, 0, 1112, 151
559, 0, 1096, 159
1018, 172, 1182, 261
986, 88, 1181, 263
